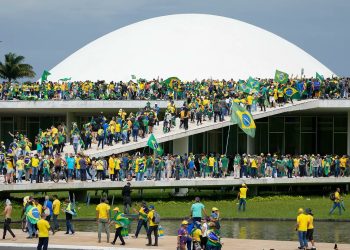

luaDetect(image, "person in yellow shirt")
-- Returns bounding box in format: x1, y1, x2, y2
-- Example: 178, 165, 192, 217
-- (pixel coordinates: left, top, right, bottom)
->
329, 187, 342, 215
110, 207, 126, 245
191, 221, 202, 249
31, 154, 40, 183
146, 205, 159, 246
108, 155, 115, 181
250, 156, 258, 178
35, 199, 43, 215
293, 157, 300, 178
305, 208, 315, 250
16, 156, 25, 183
237, 183, 248, 212
37, 213, 50, 250
339, 155, 347, 177
52, 195, 61, 232
208, 155, 215, 177
115, 156, 121, 181
96, 198, 110, 243
5, 158, 14, 184
296, 208, 309, 249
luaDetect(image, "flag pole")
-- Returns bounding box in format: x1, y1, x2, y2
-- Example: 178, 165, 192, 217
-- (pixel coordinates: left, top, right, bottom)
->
225, 125, 231, 155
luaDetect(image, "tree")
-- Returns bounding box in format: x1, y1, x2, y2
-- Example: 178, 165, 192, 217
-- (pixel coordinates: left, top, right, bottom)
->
0, 52, 35, 82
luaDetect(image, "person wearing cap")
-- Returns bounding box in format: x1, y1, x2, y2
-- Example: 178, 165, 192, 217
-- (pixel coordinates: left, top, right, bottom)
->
177, 220, 190, 250
210, 207, 220, 230
96, 197, 110, 243
295, 208, 309, 250
132, 201, 149, 238
220, 154, 229, 177
2, 199, 16, 240
305, 208, 315, 250
110, 207, 126, 245
237, 183, 248, 212
146, 205, 159, 246
191, 197, 207, 223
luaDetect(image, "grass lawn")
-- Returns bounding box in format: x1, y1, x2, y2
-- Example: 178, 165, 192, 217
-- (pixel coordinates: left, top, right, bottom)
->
1, 190, 348, 221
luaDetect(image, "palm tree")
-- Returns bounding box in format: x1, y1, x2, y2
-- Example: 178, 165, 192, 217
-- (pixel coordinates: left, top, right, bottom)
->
0, 52, 36, 82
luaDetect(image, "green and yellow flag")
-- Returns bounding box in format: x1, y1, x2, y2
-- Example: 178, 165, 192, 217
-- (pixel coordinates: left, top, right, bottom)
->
274, 70, 289, 84
147, 133, 163, 156
246, 77, 260, 90
59, 77, 72, 81
161, 77, 180, 90
41, 70, 51, 83
283, 86, 300, 99
316, 72, 324, 82
230, 102, 256, 138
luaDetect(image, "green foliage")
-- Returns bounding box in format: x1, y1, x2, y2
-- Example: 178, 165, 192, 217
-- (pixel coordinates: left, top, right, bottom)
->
0, 52, 36, 81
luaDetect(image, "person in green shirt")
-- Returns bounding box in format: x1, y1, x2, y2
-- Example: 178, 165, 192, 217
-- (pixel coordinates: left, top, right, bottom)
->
233, 154, 241, 179
146, 156, 154, 180
220, 155, 229, 177
200, 155, 208, 178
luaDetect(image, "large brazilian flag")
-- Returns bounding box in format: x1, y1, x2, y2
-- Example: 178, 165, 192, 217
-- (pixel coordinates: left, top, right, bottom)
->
26, 205, 40, 224
230, 102, 256, 138
161, 77, 181, 90
274, 70, 289, 84
283, 86, 300, 99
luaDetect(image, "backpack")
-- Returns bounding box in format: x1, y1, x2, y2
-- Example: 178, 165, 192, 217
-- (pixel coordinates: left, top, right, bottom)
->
152, 211, 161, 224
329, 192, 335, 201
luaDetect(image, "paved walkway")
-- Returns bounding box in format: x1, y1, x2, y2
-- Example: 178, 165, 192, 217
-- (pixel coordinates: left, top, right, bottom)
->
0, 230, 349, 250
2, 175, 350, 193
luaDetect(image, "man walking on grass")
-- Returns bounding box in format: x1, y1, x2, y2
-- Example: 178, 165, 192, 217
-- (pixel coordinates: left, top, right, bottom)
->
237, 183, 248, 211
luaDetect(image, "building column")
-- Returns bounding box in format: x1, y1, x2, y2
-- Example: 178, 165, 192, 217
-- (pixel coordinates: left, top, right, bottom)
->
66, 112, 76, 142
347, 111, 350, 155
247, 136, 254, 154
172, 137, 189, 155
172, 137, 189, 196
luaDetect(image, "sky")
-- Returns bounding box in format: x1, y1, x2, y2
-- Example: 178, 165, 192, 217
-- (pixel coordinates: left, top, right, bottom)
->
0, 0, 349, 78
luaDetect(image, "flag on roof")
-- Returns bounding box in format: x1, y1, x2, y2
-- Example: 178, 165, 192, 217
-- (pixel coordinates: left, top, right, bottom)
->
283, 87, 300, 99
41, 70, 51, 83
59, 77, 71, 81
230, 102, 256, 138
316, 72, 324, 82
161, 77, 180, 90
274, 70, 289, 84
246, 77, 260, 90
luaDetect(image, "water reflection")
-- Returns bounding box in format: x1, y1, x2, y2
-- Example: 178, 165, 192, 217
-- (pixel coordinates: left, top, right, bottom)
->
13, 220, 348, 243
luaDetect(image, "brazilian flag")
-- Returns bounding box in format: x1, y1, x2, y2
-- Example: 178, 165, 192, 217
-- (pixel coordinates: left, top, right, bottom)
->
158, 225, 165, 238
113, 212, 130, 227
283, 87, 300, 99
147, 134, 164, 156
246, 77, 260, 90
316, 72, 324, 82
207, 230, 222, 247
230, 102, 256, 138
161, 77, 180, 90
274, 70, 289, 84
26, 206, 40, 224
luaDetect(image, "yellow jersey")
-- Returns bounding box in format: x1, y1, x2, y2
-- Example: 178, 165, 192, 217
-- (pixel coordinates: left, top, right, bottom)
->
96, 203, 110, 219
53, 199, 61, 215
37, 219, 50, 238
307, 214, 314, 229
297, 214, 308, 231
239, 187, 248, 199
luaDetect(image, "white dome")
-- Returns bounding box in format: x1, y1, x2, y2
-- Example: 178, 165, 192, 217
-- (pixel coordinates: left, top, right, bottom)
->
49, 14, 334, 82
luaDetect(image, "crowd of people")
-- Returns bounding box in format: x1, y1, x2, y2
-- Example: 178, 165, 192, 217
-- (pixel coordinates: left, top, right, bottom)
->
0, 76, 349, 102
2, 194, 224, 250
1, 150, 350, 184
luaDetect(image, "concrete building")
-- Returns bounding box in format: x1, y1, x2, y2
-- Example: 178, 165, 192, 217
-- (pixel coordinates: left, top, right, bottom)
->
0, 14, 344, 156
